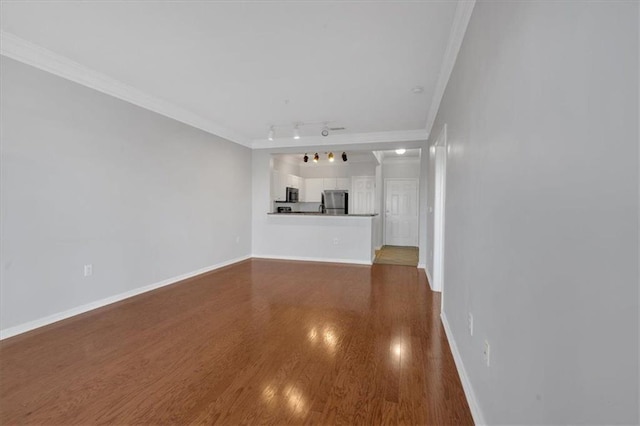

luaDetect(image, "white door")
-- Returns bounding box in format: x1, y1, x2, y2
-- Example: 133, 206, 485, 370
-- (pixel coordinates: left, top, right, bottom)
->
352, 176, 375, 214
384, 179, 418, 246
433, 145, 447, 293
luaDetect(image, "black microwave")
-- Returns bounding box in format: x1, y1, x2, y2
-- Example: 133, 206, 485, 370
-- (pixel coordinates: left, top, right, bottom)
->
286, 187, 299, 203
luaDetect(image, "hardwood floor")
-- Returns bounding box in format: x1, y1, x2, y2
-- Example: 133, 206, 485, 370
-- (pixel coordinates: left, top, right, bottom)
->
0, 259, 473, 425
373, 246, 419, 267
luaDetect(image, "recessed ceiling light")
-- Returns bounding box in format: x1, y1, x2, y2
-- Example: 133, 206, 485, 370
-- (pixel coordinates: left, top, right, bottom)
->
293, 123, 300, 140
267, 126, 274, 141
396, 148, 406, 155
412, 86, 424, 94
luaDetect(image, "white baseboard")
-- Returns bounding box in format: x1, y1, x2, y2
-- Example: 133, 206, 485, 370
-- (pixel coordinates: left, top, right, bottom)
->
252, 254, 372, 266
425, 267, 435, 291
440, 311, 486, 426
0, 254, 251, 340
374, 245, 383, 251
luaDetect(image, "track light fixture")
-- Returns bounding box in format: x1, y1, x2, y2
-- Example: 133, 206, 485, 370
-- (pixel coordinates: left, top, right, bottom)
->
293, 123, 301, 140
268, 126, 275, 141
302, 151, 347, 163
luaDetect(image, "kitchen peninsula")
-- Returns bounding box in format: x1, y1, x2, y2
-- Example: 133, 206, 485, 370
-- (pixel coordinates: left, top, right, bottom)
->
260, 212, 378, 264
268, 212, 377, 217
251, 150, 383, 265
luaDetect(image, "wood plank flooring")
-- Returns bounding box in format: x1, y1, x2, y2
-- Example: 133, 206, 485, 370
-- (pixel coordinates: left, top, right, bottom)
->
0, 259, 473, 425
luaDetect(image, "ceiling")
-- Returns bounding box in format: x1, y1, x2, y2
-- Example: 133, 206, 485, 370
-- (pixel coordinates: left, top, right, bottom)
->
0, 1, 472, 148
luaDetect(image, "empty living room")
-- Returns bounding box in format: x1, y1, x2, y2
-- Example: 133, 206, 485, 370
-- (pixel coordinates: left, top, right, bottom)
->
0, 1, 638, 425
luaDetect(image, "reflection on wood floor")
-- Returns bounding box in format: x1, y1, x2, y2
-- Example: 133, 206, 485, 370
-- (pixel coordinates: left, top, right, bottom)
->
0, 259, 473, 425
374, 245, 419, 266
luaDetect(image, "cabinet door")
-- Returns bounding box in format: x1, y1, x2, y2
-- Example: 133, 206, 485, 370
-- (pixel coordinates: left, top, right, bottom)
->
323, 178, 337, 190
298, 177, 306, 201
271, 170, 285, 201
305, 178, 324, 202
336, 178, 351, 190
285, 174, 294, 188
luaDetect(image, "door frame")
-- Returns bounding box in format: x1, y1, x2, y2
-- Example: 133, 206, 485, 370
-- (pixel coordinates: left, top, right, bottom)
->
383, 178, 419, 247
433, 124, 447, 298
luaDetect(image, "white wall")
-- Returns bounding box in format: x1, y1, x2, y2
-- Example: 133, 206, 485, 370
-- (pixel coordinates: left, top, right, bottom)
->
381, 158, 421, 179
0, 57, 253, 334
298, 162, 376, 179
428, 1, 639, 424
273, 157, 300, 176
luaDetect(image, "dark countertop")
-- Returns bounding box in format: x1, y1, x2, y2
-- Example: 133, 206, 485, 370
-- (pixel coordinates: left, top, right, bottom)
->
267, 212, 378, 217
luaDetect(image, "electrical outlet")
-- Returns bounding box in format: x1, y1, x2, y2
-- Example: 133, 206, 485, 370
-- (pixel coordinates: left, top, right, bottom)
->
483, 340, 490, 367
333, 237, 339, 245
83, 264, 93, 277
468, 313, 474, 336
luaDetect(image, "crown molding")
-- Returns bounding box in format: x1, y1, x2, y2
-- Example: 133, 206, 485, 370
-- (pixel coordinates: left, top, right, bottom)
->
424, 0, 476, 138
0, 31, 252, 148
252, 129, 428, 150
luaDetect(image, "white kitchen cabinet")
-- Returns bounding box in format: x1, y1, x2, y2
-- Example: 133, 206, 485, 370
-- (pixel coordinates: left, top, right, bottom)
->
336, 178, 351, 190
286, 174, 296, 188
272, 171, 306, 201
285, 174, 304, 189
322, 177, 351, 190
305, 178, 324, 202
298, 177, 306, 201
271, 170, 285, 201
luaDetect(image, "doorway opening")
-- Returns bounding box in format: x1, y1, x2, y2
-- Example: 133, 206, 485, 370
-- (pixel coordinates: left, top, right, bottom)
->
373, 245, 419, 266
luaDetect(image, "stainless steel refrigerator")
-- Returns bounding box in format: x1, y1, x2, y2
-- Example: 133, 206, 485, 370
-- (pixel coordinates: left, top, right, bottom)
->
322, 190, 349, 215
